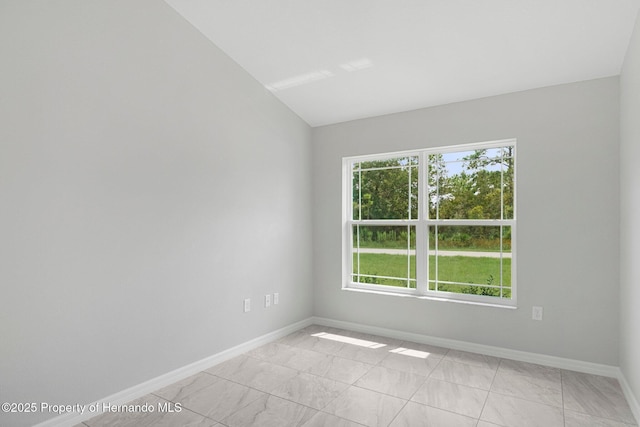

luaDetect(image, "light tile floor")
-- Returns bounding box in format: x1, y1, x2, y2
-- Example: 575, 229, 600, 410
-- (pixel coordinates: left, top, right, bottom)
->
79, 325, 638, 427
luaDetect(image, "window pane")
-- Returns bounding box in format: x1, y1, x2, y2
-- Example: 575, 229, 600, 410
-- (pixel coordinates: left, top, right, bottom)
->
428, 154, 445, 220
352, 170, 361, 220
502, 155, 515, 219
352, 157, 418, 220
501, 226, 512, 298
428, 225, 511, 298
410, 163, 418, 219
429, 146, 514, 220
352, 225, 416, 288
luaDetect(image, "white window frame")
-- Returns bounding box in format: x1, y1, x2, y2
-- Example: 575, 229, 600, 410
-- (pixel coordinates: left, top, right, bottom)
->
342, 139, 517, 307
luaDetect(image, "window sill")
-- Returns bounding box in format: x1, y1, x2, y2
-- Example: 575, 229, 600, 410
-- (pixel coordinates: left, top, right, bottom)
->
342, 285, 518, 309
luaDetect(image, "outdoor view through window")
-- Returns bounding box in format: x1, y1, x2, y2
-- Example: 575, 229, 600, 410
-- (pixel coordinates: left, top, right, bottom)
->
346, 141, 515, 305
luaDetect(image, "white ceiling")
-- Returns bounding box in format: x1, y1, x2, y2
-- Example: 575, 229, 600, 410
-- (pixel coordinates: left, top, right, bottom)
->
164, 0, 640, 127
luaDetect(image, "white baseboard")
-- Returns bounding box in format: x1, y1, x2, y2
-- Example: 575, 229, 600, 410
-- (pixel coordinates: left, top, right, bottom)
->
618, 369, 640, 425
34, 318, 313, 427
312, 316, 620, 377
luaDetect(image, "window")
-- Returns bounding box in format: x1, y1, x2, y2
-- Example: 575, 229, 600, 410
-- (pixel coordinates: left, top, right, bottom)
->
343, 140, 516, 306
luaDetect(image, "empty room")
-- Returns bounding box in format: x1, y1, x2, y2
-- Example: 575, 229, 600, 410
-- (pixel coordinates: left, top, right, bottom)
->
2, 1, 640, 426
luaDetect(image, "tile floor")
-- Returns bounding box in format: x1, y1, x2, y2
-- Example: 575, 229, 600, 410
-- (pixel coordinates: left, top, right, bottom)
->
79, 325, 637, 427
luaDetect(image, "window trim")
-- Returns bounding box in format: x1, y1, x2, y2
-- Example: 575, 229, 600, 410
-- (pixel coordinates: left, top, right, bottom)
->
342, 139, 517, 307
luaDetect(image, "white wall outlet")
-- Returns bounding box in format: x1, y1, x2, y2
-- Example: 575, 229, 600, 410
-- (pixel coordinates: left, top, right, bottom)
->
273, 293, 279, 305
243, 298, 251, 313
532, 306, 543, 321
265, 294, 271, 308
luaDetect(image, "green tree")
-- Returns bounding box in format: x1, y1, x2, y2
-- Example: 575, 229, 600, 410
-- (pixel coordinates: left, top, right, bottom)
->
353, 157, 418, 220
462, 147, 514, 219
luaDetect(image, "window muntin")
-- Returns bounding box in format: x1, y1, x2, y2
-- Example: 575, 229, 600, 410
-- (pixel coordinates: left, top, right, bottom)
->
344, 140, 516, 306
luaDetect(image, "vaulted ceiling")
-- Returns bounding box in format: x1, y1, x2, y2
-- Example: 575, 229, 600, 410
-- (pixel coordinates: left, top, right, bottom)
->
164, 0, 640, 127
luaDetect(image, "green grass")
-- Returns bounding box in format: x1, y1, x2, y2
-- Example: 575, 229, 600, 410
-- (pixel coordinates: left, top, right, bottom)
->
354, 253, 417, 288
353, 253, 511, 297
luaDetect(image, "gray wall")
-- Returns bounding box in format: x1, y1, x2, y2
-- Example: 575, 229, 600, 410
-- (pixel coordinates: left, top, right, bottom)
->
620, 10, 640, 412
312, 77, 620, 365
0, 1, 312, 426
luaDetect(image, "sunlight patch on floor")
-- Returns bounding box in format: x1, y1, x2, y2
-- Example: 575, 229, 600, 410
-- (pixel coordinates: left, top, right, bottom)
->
389, 347, 431, 359
312, 332, 386, 349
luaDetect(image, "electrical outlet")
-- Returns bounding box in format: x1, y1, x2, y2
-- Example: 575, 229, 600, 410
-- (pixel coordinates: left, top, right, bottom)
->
532, 306, 543, 321
273, 293, 279, 305
243, 298, 251, 313
265, 294, 271, 308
